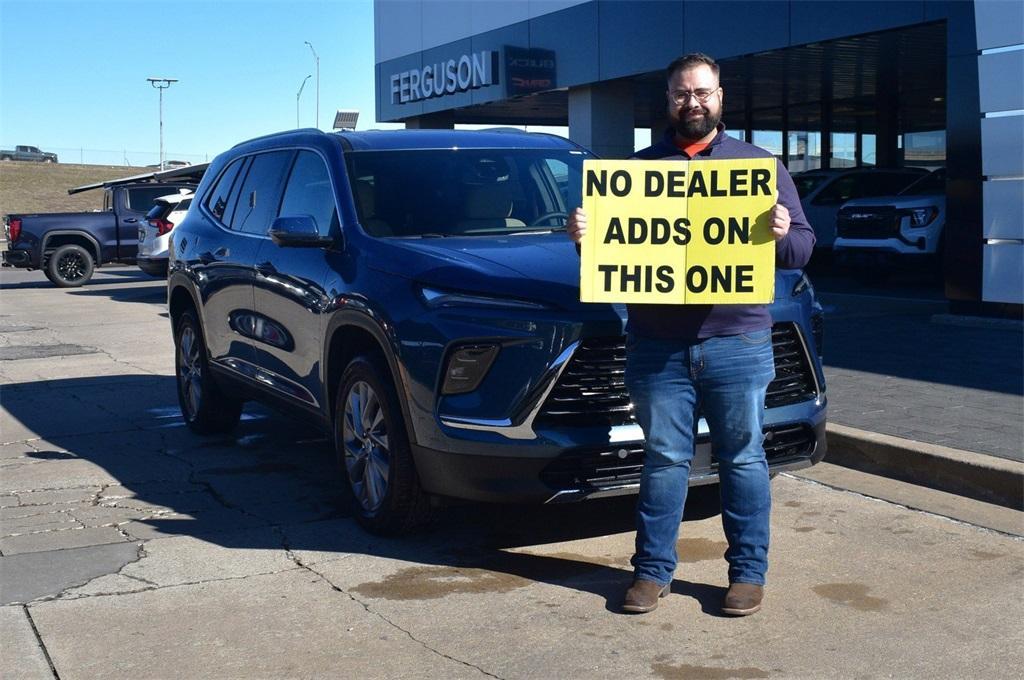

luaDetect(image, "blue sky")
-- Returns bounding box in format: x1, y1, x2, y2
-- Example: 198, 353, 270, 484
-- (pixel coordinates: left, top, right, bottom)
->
0, 0, 397, 165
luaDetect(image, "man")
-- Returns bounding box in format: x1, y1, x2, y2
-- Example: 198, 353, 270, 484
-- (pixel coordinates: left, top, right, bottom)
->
567, 53, 815, 616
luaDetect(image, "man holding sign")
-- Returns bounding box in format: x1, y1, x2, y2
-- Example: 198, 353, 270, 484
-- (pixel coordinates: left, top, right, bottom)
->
567, 53, 814, 616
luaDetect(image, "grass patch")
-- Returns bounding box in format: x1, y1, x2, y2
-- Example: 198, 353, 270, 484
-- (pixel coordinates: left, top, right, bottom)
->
0, 161, 149, 218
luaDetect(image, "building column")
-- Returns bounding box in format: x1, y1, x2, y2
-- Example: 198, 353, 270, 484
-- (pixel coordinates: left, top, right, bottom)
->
404, 111, 455, 129
973, 0, 1022, 307
874, 33, 900, 168
943, 1, 985, 304
568, 81, 635, 159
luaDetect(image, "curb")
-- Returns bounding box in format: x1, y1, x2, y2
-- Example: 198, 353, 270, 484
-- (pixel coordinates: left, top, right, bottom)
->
825, 423, 1024, 510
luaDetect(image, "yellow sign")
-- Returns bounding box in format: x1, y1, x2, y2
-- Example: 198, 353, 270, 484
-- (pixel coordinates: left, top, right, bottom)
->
580, 158, 777, 304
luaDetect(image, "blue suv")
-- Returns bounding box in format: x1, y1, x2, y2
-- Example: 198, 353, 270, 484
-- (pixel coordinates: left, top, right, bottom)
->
168, 128, 827, 534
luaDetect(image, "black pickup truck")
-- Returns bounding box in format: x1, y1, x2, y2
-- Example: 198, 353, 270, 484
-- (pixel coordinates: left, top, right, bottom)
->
3, 168, 203, 287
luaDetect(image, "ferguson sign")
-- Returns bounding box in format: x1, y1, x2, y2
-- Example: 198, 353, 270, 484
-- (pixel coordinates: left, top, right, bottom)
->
390, 51, 498, 104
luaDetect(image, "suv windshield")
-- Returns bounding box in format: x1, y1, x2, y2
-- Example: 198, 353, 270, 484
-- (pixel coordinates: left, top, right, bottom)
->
794, 174, 830, 198
899, 169, 945, 196
345, 148, 585, 237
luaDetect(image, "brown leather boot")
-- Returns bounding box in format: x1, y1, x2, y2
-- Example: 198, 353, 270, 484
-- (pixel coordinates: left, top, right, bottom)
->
722, 582, 764, 616
622, 579, 670, 614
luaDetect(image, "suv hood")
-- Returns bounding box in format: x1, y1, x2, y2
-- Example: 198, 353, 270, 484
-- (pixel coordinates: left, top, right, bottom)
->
368, 233, 806, 316
841, 194, 945, 210
369, 233, 585, 310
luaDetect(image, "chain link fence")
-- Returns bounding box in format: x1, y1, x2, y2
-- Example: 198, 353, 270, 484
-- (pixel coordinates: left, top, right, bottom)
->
0, 144, 211, 167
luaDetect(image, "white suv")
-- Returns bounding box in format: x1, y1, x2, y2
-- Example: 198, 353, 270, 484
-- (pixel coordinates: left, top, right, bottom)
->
834, 168, 945, 260
138, 191, 192, 277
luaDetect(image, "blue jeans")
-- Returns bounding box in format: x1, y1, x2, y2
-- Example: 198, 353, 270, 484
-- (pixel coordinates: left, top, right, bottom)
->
624, 329, 776, 586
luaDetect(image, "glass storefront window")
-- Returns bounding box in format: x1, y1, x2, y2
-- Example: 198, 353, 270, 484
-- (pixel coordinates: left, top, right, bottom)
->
862, 134, 876, 166
787, 131, 821, 172
903, 130, 946, 169
831, 132, 857, 168
752, 130, 783, 161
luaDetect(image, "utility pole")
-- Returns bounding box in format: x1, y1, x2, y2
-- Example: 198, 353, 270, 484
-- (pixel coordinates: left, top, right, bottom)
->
146, 77, 178, 171
297, 75, 312, 128
304, 41, 319, 129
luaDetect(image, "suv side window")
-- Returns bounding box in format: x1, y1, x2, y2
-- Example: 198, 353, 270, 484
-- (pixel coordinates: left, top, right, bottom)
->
278, 150, 338, 237
230, 151, 295, 235
205, 158, 247, 224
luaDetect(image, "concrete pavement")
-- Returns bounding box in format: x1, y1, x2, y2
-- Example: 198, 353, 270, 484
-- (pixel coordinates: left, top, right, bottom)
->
2, 266, 1023, 679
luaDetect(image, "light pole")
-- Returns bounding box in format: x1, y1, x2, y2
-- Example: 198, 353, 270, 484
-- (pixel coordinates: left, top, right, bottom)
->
297, 74, 312, 128
146, 77, 178, 171
304, 41, 319, 129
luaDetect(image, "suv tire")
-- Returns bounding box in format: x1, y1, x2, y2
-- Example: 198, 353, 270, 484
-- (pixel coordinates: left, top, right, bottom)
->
174, 310, 243, 434
47, 244, 94, 287
335, 355, 429, 534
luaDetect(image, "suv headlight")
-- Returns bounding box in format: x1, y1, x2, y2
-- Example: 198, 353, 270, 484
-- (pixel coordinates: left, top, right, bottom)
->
420, 286, 548, 310
903, 206, 938, 227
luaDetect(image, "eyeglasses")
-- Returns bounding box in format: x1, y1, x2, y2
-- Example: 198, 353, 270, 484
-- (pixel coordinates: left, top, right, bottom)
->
670, 88, 720, 105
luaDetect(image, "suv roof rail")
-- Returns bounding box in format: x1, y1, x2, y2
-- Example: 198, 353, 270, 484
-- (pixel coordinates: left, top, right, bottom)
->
478, 127, 532, 134
230, 128, 324, 148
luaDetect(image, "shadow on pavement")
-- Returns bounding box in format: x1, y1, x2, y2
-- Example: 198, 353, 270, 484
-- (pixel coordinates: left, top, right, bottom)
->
821, 305, 1023, 395
69, 282, 166, 305
0, 279, 59, 290
4, 374, 725, 613
803, 256, 1023, 396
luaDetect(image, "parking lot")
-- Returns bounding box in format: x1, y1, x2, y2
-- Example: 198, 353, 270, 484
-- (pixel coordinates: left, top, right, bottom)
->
2, 265, 1023, 680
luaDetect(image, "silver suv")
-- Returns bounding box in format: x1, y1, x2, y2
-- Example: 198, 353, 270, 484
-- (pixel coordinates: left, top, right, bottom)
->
834, 168, 945, 260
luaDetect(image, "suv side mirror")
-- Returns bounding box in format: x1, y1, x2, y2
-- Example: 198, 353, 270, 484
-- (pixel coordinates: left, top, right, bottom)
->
268, 215, 335, 248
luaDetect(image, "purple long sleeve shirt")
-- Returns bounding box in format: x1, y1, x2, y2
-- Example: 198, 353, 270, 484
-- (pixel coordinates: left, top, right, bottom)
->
622, 125, 815, 340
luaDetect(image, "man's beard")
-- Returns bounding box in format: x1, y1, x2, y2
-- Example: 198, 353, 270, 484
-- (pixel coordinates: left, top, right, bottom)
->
674, 108, 720, 140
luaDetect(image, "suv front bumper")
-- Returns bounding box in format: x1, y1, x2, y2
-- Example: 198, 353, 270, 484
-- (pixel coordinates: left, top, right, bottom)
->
413, 416, 826, 504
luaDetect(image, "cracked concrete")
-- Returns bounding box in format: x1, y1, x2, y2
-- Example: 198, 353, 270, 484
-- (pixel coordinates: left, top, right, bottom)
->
0, 606, 55, 680
1, 541, 144, 605
2, 265, 1023, 679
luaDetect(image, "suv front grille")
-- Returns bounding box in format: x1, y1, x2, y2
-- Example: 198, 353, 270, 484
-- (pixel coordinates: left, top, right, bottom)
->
535, 323, 818, 428
539, 424, 817, 491
837, 206, 900, 239
766, 324, 819, 408
536, 337, 633, 427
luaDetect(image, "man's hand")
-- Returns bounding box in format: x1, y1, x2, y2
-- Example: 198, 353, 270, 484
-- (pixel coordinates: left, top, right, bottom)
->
567, 207, 588, 244
770, 203, 790, 241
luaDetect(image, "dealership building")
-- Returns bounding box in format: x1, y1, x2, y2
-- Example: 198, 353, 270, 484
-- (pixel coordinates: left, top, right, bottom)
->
374, 0, 1022, 308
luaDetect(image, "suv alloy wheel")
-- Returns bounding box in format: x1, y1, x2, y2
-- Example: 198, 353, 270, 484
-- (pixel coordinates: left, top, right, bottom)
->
174, 310, 243, 434
335, 355, 429, 534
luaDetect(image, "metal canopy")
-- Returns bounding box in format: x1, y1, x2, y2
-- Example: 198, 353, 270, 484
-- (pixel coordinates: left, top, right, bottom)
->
67, 162, 210, 195
439, 21, 947, 134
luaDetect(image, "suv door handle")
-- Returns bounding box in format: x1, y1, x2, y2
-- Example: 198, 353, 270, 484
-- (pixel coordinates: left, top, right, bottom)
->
124, 217, 138, 224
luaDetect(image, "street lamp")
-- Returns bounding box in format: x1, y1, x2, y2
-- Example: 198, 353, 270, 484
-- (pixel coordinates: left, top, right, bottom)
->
146, 77, 178, 171
297, 74, 312, 128
304, 41, 319, 129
